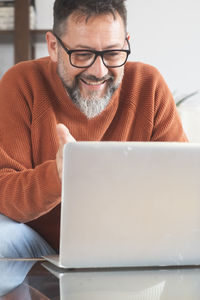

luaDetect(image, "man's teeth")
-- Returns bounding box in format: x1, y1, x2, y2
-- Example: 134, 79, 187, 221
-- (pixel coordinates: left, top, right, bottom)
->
81, 79, 105, 86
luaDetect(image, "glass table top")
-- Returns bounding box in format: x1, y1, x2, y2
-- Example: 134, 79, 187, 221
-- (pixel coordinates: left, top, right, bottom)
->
1, 259, 200, 299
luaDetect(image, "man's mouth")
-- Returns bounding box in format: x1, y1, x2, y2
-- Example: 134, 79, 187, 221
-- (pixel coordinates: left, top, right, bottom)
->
80, 78, 107, 86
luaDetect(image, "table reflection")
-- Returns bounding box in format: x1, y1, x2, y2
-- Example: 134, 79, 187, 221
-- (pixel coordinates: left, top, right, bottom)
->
0, 259, 59, 299
0, 259, 36, 297
1, 259, 200, 299
43, 262, 200, 300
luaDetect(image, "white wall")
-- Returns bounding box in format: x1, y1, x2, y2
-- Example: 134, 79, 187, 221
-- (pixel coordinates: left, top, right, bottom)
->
127, 0, 200, 101
0, 42, 14, 78
35, 0, 54, 29
0, 0, 200, 101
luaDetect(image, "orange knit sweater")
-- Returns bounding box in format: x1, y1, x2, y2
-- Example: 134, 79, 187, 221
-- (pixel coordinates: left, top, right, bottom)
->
0, 57, 187, 250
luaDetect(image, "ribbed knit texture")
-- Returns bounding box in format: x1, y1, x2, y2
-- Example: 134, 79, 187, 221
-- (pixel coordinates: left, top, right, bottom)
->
0, 57, 187, 250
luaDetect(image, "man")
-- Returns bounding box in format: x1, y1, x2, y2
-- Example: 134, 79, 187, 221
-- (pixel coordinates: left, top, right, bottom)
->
0, 0, 187, 258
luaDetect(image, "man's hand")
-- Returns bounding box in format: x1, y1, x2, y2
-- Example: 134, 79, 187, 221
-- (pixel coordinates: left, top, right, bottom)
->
56, 123, 76, 181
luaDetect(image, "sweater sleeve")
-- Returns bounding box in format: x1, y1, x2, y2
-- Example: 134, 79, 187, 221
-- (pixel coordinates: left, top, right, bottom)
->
0, 65, 61, 223
150, 69, 188, 142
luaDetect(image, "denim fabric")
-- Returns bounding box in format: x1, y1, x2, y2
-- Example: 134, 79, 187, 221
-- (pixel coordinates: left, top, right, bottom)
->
0, 214, 56, 258
0, 260, 35, 296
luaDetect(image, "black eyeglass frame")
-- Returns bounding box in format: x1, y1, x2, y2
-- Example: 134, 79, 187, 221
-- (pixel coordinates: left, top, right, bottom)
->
53, 32, 131, 69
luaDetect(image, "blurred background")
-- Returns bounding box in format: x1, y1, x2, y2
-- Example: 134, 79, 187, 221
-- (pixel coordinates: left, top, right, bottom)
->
0, 0, 200, 141
0, 0, 199, 97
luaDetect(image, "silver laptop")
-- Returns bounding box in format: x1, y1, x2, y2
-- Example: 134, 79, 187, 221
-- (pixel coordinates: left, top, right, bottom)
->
44, 142, 200, 268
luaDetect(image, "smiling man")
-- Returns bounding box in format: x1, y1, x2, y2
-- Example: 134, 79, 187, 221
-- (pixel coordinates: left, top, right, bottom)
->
0, 0, 187, 258
48, 10, 128, 119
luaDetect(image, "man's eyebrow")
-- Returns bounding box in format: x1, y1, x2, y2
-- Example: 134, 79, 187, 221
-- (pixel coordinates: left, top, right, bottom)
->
74, 43, 123, 50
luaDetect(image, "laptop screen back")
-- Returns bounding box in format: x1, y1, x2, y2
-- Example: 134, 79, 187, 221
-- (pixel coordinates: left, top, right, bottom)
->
60, 142, 200, 268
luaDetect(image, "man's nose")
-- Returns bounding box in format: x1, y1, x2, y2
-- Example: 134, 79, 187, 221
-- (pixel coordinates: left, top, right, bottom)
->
86, 55, 108, 78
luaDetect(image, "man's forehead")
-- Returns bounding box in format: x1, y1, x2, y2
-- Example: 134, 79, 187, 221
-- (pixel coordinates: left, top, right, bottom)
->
61, 16, 125, 50
61, 12, 126, 48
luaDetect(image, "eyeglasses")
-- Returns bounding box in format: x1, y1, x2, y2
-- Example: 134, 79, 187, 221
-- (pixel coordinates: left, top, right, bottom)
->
53, 32, 131, 68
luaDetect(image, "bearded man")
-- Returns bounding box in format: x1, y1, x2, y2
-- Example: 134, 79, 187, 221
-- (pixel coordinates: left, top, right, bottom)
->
0, 0, 187, 258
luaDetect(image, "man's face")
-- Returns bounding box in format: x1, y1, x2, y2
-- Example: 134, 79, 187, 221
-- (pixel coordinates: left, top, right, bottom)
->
57, 13, 127, 118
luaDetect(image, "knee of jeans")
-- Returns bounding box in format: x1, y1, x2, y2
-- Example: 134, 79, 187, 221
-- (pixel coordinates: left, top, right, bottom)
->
0, 221, 26, 258
0, 217, 33, 258
0, 214, 56, 258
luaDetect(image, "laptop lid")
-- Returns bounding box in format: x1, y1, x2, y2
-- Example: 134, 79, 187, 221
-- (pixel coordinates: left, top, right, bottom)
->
57, 142, 200, 268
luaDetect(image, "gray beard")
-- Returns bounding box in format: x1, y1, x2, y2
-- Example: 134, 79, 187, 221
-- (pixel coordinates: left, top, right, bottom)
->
66, 82, 117, 119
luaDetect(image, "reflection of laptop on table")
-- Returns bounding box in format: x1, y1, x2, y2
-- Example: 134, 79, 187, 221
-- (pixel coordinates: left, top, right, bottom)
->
42, 261, 164, 300
42, 261, 200, 300
43, 142, 200, 268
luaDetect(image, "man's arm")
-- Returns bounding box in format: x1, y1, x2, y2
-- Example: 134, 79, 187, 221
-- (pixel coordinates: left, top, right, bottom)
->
0, 150, 61, 222
0, 65, 75, 223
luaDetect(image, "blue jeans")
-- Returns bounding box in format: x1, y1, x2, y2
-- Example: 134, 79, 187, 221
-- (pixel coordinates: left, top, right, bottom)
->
0, 214, 56, 258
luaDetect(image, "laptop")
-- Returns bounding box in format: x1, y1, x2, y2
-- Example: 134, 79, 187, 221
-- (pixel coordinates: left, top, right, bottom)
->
44, 141, 200, 268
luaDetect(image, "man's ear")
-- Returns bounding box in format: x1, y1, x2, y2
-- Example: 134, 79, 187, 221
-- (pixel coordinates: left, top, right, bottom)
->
126, 32, 130, 41
46, 31, 58, 62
